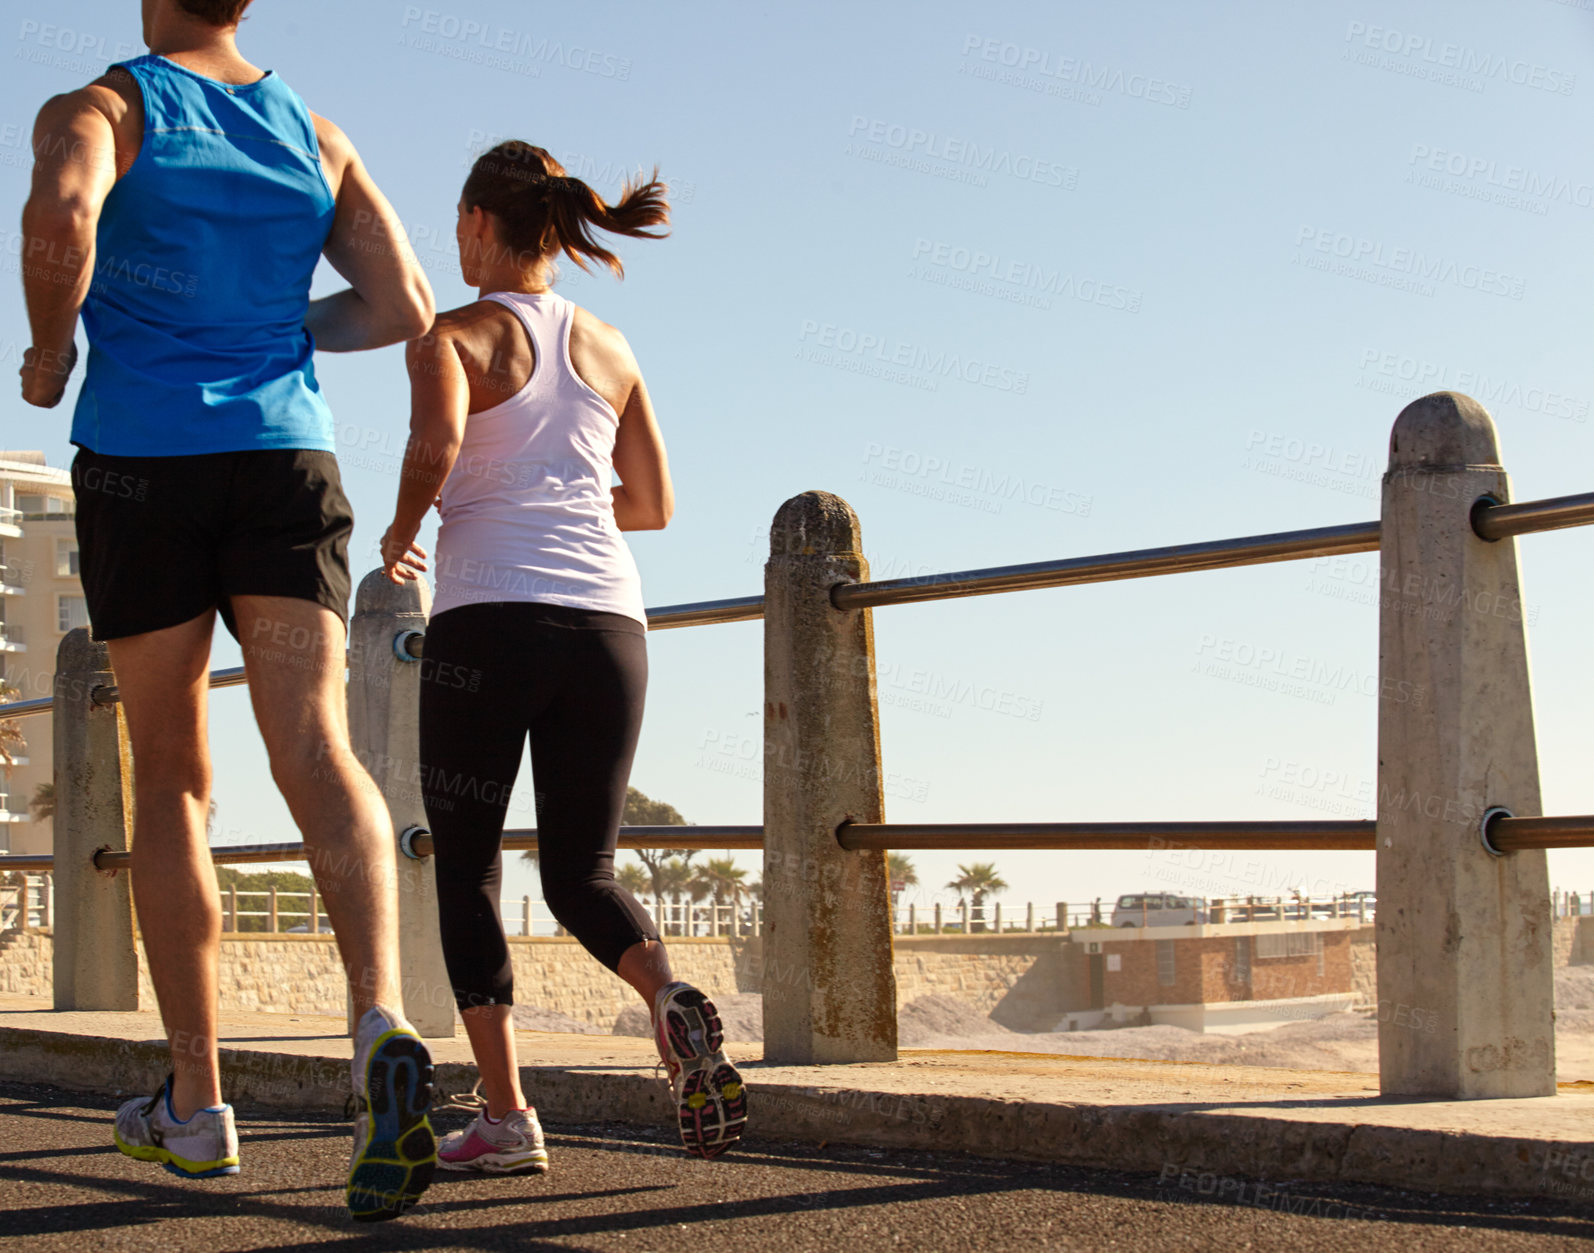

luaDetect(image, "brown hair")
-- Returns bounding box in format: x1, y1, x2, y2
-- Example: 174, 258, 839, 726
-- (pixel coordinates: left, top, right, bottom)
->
176, 0, 253, 24
461, 141, 669, 278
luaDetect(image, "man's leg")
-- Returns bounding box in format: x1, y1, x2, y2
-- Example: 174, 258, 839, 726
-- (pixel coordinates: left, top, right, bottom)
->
105, 610, 221, 1121
232, 594, 401, 1018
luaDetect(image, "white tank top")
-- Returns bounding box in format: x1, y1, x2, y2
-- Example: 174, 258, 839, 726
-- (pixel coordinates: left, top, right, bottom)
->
430, 290, 646, 625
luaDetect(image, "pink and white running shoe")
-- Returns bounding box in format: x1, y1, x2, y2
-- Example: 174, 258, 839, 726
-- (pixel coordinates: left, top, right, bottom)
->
653, 982, 747, 1159
438, 1108, 549, 1175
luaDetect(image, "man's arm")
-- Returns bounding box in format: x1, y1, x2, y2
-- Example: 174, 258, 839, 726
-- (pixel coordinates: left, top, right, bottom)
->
305, 115, 435, 352
19, 88, 119, 407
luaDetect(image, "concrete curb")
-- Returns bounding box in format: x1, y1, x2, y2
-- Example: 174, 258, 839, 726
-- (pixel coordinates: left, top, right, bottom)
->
3, 1023, 1589, 1200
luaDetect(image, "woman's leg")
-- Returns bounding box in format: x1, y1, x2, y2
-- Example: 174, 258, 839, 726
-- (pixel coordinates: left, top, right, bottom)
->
528, 621, 663, 995
420, 605, 545, 1118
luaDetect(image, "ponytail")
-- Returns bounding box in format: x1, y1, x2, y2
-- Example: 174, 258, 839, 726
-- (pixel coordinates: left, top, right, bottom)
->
461, 141, 670, 278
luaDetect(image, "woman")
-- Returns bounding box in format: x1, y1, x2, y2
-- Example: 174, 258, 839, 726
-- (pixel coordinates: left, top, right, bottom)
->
380, 141, 746, 1170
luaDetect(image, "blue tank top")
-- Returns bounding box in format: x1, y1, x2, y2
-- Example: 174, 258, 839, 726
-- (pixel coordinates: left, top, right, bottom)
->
71, 55, 336, 456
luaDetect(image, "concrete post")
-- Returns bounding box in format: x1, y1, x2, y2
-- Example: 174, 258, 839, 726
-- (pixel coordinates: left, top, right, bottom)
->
309, 884, 319, 935
994, 902, 1003, 933
522, 895, 532, 938
908, 903, 917, 935
1026, 902, 1035, 932
269, 886, 278, 934
762, 491, 897, 1064
960, 901, 969, 933
52, 629, 137, 1010
934, 902, 943, 934
1376, 392, 1553, 1099
348, 571, 453, 1037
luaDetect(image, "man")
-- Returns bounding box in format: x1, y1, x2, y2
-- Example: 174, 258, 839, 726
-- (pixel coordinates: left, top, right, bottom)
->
20, 0, 438, 1222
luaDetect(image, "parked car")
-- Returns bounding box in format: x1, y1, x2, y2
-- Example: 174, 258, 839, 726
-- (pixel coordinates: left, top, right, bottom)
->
1111, 893, 1206, 927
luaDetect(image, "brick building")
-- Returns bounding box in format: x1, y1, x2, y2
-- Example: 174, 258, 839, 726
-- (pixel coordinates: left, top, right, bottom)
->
1062, 921, 1360, 1032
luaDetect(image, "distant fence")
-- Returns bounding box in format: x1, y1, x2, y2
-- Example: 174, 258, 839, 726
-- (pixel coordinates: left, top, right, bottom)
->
3, 392, 1592, 1098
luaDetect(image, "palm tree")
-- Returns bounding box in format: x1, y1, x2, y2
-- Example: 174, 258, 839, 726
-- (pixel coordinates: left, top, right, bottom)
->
655, 855, 694, 937
691, 856, 749, 933
0, 679, 25, 770
29, 782, 54, 822
624, 785, 698, 912
887, 853, 918, 923
946, 862, 1008, 933
617, 861, 651, 900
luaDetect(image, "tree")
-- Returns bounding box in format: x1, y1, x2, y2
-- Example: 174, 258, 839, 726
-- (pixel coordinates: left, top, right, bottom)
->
624, 785, 698, 917
29, 782, 54, 822
946, 862, 1008, 933
617, 862, 651, 899
691, 856, 749, 931
214, 866, 317, 932
0, 679, 26, 771
887, 852, 918, 917
655, 855, 694, 936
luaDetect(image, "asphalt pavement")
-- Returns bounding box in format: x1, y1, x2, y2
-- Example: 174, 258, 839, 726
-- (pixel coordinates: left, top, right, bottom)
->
3, 1080, 1593, 1251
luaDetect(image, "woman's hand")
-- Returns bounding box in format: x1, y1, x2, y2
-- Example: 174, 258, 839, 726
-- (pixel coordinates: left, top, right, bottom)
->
380, 524, 428, 584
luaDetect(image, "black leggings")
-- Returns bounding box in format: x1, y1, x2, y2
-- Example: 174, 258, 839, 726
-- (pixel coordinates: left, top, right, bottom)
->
419, 601, 658, 1011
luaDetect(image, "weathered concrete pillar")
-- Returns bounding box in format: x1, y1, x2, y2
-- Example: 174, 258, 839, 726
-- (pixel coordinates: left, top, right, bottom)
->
762, 491, 897, 1064
52, 629, 137, 1010
1376, 392, 1553, 1098
348, 571, 454, 1038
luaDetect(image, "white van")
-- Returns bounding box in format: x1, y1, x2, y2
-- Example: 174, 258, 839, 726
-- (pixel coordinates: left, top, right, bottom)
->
1111, 892, 1205, 927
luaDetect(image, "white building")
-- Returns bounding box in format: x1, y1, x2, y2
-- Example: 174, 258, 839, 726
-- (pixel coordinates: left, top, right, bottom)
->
0, 452, 82, 855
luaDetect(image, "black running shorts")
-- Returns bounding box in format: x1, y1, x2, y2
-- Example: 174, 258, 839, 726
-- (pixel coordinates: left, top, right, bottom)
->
72, 447, 354, 642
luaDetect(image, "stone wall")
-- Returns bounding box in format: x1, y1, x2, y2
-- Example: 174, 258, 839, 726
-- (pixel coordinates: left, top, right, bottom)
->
13, 918, 1583, 1032
0, 929, 51, 997
1349, 926, 1377, 1008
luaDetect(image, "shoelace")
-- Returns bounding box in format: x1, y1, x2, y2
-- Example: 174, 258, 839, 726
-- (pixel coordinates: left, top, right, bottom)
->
433, 1078, 490, 1114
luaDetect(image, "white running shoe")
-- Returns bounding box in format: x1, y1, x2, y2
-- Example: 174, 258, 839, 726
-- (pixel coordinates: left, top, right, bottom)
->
113, 1076, 239, 1178
653, 983, 747, 1159
438, 1107, 550, 1174
347, 1005, 437, 1221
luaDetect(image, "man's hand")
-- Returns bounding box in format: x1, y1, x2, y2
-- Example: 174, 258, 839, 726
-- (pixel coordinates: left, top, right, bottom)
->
19, 343, 78, 408
380, 524, 428, 584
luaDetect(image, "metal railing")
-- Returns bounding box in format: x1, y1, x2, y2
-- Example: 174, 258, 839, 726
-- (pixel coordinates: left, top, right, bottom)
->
4, 489, 1593, 864
7, 398, 1594, 1093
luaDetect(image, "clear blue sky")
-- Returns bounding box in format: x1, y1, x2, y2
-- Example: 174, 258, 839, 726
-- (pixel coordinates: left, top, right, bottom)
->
5, 0, 1593, 924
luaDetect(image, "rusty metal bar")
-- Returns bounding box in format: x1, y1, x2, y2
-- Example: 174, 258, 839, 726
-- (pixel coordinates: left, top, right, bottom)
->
1489, 814, 1594, 852
645, 596, 765, 630
836, 820, 1378, 851
21, 815, 1594, 874
832, 522, 1383, 611
1474, 491, 1594, 541
81, 825, 766, 871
